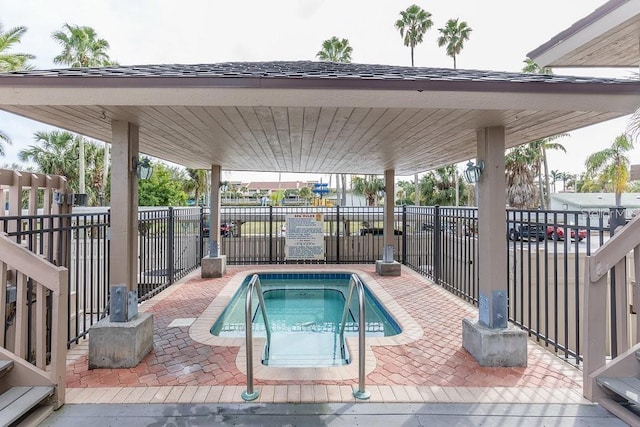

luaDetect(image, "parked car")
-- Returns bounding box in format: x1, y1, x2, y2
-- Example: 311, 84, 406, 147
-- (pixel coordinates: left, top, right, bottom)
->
359, 227, 403, 236
507, 223, 546, 241
546, 225, 586, 242
202, 222, 236, 238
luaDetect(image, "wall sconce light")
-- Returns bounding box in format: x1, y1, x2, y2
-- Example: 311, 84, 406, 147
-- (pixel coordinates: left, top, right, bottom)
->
132, 156, 153, 180
463, 160, 484, 184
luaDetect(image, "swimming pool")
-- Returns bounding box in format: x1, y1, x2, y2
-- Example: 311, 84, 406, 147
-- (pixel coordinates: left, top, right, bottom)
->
210, 272, 402, 367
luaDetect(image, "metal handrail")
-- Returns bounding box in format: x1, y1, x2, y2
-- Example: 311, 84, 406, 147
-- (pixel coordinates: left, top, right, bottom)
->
338, 274, 370, 400
241, 273, 272, 401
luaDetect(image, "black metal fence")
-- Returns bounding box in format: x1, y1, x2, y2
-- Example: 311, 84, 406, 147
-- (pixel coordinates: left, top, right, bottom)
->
3, 203, 619, 365
207, 206, 404, 264
138, 207, 202, 302
404, 206, 610, 365
1, 210, 109, 352
1, 206, 202, 350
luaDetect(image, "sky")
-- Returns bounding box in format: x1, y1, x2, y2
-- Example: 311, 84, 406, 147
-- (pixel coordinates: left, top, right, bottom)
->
1, 0, 638, 184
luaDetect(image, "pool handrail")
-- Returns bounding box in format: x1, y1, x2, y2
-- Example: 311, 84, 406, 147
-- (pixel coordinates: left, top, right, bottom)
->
338, 274, 370, 400
241, 273, 272, 401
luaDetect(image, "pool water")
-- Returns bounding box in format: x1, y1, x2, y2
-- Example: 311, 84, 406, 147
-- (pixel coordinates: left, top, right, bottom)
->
210, 273, 401, 367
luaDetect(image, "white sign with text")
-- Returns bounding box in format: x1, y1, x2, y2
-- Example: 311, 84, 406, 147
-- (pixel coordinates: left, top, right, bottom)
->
284, 213, 325, 260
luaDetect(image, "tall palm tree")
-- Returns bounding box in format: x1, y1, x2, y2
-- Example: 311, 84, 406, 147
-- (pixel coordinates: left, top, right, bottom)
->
550, 170, 562, 193
417, 165, 466, 206
183, 168, 207, 205
436, 18, 472, 69
521, 60, 567, 208
52, 24, 116, 68
395, 4, 433, 67
0, 24, 34, 71
352, 175, 385, 206
505, 144, 540, 209
531, 136, 567, 208
52, 24, 117, 195
585, 133, 634, 206
18, 131, 80, 186
317, 37, 352, 205
316, 36, 353, 62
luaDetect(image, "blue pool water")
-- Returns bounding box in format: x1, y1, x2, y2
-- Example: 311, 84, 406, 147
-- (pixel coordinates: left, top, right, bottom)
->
210, 273, 401, 367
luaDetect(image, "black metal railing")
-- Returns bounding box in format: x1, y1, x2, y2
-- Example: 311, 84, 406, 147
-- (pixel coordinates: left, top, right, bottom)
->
1, 206, 202, 351
1, 210, 110, 351
2, 203, 620, 366
138, 207, 202, 302
204, 206, 404, 264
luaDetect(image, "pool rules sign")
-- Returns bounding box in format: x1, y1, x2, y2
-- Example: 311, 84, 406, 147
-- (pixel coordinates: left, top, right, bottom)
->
284, 213, 325, 260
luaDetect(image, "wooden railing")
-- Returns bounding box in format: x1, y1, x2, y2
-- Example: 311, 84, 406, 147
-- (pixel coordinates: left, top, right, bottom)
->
0, 232, 68, 408
583, 215, 640, 401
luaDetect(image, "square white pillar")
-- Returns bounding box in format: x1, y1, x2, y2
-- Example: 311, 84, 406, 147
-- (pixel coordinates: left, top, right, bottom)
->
462, 126, 526, 367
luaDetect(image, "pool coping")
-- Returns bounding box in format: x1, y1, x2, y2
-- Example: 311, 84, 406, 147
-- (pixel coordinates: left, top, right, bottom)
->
189, 266, 424, 381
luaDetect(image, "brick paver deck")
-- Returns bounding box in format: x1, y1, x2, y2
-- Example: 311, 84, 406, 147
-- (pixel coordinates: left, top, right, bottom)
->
65, 265, 587, 405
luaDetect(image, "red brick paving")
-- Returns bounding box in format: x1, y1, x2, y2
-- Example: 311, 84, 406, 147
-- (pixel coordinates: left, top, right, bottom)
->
66, 266, 579, 389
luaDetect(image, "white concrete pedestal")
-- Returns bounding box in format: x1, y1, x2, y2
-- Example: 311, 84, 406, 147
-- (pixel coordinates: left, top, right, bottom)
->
462, 317, 527, 367
89, 312, 153, 369
202, 255, 227, 278
375, 260, 401, 276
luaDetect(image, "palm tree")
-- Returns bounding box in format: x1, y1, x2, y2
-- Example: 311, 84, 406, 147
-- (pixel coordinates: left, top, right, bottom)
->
585, 133, 634, 206
550, 170, 562, 193
395, 4, 433, 67
18, 131, 80, 187
317, 37, 351, 205
505, 144, 539, 209
316, 36, 353, 62
532, 136, 567, 208
352, 175, 385, 206
418, 165, 468, 206
183, 168, 207, 205
52, 24, 116, 67
436, 18, 472, 69
0, 24, 34, 71
52, 24, 117, 195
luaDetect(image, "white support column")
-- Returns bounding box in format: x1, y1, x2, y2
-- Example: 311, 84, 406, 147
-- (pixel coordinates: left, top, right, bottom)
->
89, 121, 153, 369
376, 169, 400, 276
462, 126, 526, 367
109, 121, 139, 293
202, 164, 226, 278
209, 165, 222, 257
477, 127, 508, 329
383, 169, 395, 252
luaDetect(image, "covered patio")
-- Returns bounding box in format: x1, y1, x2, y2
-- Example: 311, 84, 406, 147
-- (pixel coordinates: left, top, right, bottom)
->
1, 61, 638, 373
62, 264, 585, 405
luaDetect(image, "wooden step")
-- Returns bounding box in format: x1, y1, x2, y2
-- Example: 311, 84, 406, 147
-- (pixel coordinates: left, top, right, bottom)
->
0, 360, 13, 378
0, 386, 54, 427
597, 377, 640, 406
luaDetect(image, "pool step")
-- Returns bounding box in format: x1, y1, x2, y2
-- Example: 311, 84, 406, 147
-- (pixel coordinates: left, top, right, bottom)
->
265, 333, 348, 367
265, 357, 348, 367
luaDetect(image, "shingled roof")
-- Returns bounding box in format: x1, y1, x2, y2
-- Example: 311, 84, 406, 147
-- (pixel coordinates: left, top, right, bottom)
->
0, 61, 635, 92
0, 61, 638, 174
